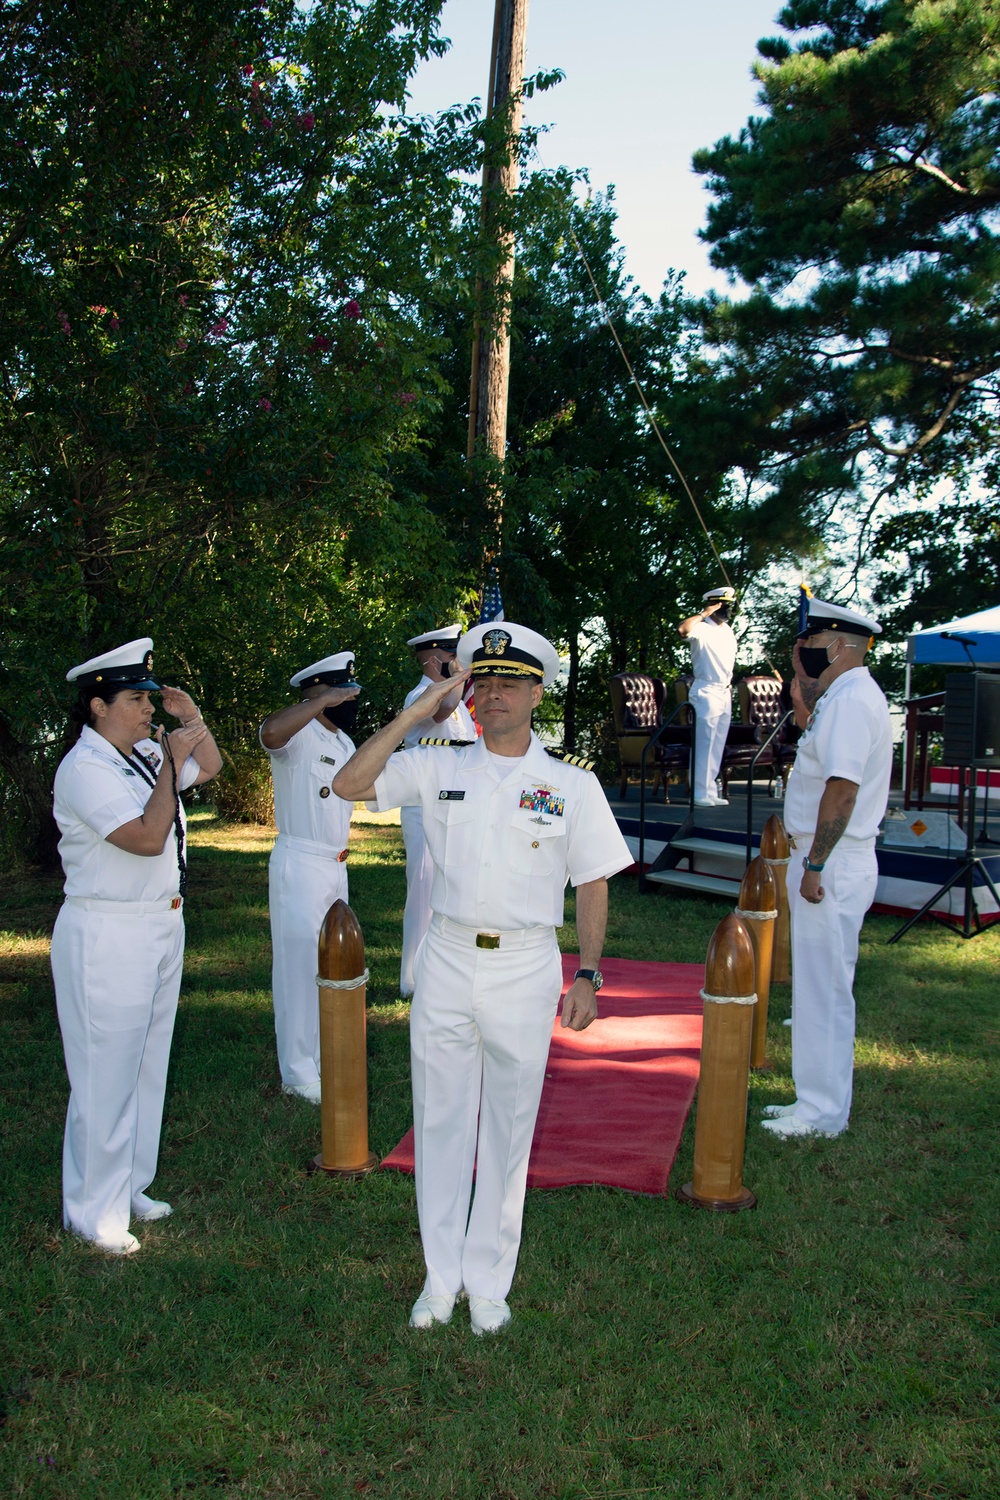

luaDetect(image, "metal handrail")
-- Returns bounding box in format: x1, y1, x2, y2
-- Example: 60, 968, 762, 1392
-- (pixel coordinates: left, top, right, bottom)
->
638, 702, 693, 892
745, 708, 794, 865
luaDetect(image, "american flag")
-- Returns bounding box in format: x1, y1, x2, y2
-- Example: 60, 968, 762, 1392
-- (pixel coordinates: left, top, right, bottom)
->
478, 567, 504, 624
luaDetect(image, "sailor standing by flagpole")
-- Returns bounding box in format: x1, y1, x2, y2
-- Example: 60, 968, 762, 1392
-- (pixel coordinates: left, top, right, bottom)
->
678, 586, 738, 807
398, 626, 477, 997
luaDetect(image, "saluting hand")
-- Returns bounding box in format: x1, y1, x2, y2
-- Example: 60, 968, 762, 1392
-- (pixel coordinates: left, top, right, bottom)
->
412, 666, 471, 717
159, 685, 201, 723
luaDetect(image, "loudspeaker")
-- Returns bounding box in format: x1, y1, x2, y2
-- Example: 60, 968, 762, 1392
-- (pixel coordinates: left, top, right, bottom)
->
942, 672, 1000, 768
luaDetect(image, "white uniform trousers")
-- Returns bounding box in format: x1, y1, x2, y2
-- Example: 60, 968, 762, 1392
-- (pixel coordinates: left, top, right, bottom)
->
788, 842, 878, 1133
269, 837, 348, 1088
410, 916, 562, 1301
51, 900, 184, 1246
400, 805, 433, 997
689, 681, 732, 801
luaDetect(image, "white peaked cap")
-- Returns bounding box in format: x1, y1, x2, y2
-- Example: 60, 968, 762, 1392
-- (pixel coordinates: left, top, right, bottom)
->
457, 622, 562, 689
406, 624, 464, 650
290, 651, 357, 688
800, 598, 882, 637
66, 638, 160, 688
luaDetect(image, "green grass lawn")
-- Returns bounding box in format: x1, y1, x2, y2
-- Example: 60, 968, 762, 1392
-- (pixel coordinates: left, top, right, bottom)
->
1, 810, 998, 1499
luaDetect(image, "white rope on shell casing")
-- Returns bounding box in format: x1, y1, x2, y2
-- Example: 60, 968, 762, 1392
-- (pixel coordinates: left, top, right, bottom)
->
316, 969, 369, 990
700, 989, 758, 1006
734, 907, 778, 922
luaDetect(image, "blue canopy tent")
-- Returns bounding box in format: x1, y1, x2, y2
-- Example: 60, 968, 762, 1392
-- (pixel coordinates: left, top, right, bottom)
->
906, 605, 1000, 673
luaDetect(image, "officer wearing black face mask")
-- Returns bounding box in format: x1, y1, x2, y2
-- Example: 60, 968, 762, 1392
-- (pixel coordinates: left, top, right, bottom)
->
259, 653, 361, 1101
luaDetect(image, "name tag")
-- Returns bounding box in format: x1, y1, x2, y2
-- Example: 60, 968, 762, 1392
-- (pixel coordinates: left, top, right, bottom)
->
319, 754, 338, 766
439, 790, 465, 801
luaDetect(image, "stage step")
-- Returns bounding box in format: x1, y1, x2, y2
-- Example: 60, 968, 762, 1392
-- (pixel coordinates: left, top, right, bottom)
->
667, 836, 747, 865
646, 869, 742, 898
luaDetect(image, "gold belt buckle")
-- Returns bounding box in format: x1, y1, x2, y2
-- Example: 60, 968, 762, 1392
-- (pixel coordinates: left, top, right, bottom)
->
170, 897, 182, 910
337, 848, 349, 863
476, 932, 500, 950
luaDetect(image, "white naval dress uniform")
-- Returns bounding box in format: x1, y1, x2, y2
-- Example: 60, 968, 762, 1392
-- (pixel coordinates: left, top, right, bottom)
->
263, 716, 355, 1089
50, 725, 200, 1247
687, 618, 737, 801
783, 668, 893, 1133
372, 731, 632, 1301
399, 678, 477, 996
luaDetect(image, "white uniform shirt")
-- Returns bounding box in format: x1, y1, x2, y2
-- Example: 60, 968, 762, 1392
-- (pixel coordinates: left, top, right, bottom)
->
263, 717, 354, 847
784, 667, 893, 842
53, 725, 200, 901
402, 676, 477, 748
372, 732, 632, 930
687, 618, 737, 687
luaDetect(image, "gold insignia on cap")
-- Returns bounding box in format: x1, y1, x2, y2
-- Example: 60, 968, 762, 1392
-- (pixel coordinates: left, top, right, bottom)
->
483, 628, 511, 657
144, 651, 153, 671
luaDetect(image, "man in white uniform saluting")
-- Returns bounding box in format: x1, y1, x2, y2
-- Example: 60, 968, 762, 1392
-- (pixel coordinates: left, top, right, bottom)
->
678, 586, 738, 807
260, 652, 361, 1102
399, 625, 477, 997
762, 598, 893, 1140
333, 623, 631, 1335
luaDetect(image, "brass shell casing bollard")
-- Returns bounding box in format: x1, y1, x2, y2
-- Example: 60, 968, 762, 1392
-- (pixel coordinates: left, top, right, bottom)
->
736, 857, 777, 1072
677, 913, 757, 1212
311, 899, 378, 1178
761, 813, 791, 985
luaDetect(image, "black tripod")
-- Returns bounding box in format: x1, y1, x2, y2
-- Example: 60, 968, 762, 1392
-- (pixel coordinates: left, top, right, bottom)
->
888, 774, 1000, 943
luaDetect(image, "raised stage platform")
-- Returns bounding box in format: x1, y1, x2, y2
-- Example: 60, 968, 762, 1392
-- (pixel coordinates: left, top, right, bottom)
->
607, 778, 1000, 928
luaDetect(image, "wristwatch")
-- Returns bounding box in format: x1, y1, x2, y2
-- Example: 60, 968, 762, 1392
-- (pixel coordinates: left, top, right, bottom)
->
803, 857, 825, 872
574, 968, 603, 991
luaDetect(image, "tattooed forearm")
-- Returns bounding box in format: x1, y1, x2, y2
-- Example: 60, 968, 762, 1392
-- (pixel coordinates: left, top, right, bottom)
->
798, 679, 819, 713
809, 777, 860, 864
810, 815, 849, 865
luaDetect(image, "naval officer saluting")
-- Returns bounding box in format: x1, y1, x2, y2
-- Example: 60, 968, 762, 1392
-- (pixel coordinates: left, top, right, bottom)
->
333, 623, 631, 1334
260, 652, 361, 1102
762, 598, 892, 1140
678, 586, 738, 807
399, 624, 477, 997
51, 638, 222, 1253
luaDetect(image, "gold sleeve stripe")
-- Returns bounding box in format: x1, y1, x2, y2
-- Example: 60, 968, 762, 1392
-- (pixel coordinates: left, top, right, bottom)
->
418, 738, 475, 747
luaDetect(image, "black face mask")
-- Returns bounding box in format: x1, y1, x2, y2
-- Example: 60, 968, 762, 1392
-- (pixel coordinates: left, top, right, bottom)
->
797, 643, 831, 680
324, 700, 359, 733
712, 603, 730, 622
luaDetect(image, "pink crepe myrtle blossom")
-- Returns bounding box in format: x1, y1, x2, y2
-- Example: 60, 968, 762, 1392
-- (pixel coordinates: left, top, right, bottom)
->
208, 318, 229, 336
261, 116, 273, 130
57, 311, 71, 334
89, 304, 107, 315
179, 293, 189, 307
342, 299, 361, 319
298, 111, 315, 131
257, 397, 272, 411
108, 315, 120, 331
241, 64, 254, 76
308, 334, 330, 352
398, 392, 416, 405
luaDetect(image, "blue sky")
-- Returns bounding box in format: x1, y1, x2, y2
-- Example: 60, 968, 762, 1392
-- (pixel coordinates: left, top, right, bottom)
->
406, 0, 786, 299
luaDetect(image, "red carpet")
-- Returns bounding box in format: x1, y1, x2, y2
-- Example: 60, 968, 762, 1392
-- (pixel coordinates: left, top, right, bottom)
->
380, 954, 704, 1197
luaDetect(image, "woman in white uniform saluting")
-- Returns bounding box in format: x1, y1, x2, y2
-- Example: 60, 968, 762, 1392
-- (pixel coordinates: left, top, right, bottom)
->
51, 638, 222, 1254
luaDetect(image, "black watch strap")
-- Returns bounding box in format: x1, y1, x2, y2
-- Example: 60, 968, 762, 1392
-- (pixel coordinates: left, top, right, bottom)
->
574, 968, 603, 992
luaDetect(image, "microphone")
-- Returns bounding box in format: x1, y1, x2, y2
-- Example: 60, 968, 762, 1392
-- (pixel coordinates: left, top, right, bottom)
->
942, 632, 977, 647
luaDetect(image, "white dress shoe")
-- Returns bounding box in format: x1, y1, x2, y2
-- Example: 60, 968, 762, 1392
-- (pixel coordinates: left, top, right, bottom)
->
76, 1232, 141, 1256
409, 1291, 457, 1329
761, 1114, 840, 1139
283, 1081, 322, 1104
469, 1296, 511, 1336
713, 796, 730, 806
694, 797, 719, 808
761, 1102, 799, 1119
132, 1196, 173, 1222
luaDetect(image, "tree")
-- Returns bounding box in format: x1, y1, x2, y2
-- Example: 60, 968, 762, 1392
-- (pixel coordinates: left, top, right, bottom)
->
0, 0, 479, 860
693, 0, 1000, 623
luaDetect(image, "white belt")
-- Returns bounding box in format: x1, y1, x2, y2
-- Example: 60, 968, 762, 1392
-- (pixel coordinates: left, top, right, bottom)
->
786, 833, 876, 853
431, 913, 555, 950
275, 833, 348, 862
66, 895, 183, 913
